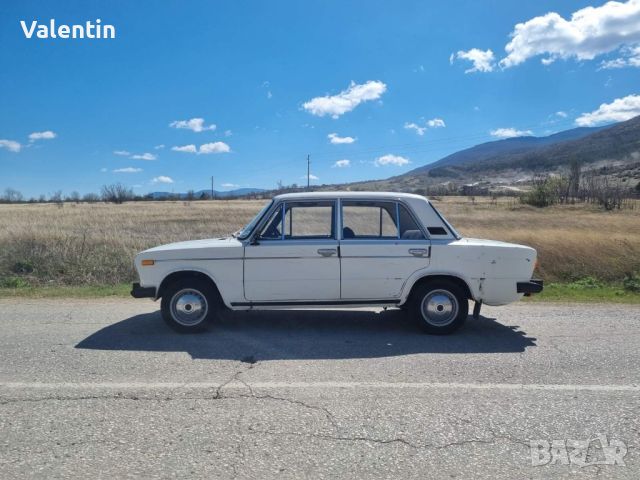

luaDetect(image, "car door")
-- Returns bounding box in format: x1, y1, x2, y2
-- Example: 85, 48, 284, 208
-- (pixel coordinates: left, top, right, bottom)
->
243, 200, 341, 301
339, 199, 431, 299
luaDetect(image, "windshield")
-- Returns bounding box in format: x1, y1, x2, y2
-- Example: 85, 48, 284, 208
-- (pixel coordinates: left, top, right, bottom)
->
236, 200, 274, 239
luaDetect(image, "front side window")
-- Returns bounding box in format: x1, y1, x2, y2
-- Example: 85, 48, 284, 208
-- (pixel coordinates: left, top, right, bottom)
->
284, 202, 334, 239
258, 201, 335, 240
341, 201, 398, 239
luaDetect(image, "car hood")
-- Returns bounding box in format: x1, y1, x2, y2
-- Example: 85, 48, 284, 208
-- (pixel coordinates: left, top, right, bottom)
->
138, 237, 244, 260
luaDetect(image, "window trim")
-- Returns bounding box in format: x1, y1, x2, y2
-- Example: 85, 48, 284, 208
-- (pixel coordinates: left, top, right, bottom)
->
255, 199, 338, 242
339, 198, 428, 241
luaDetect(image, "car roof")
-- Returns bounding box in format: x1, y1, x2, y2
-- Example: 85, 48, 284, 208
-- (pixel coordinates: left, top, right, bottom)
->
272, 191, 429, 202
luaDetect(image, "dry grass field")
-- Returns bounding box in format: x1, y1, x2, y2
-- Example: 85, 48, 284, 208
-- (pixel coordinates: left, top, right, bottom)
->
0, 197, 638, 288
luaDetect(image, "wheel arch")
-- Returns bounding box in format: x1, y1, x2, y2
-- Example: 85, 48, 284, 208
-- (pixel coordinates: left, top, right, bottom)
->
404, 274, 475, 304
157, 269, 225, 306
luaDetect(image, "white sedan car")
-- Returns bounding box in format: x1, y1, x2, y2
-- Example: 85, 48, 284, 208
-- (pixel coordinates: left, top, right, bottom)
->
132, 192, 542, 334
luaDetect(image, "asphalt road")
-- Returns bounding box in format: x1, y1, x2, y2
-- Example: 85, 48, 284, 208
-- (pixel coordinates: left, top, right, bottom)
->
1, 299, 639, 479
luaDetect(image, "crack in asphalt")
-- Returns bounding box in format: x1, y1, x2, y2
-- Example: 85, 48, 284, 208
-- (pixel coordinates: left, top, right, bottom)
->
244, 427, 532, 453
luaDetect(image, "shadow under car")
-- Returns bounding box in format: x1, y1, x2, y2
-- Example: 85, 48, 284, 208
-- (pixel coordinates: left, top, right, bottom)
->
75, 308, 537, 361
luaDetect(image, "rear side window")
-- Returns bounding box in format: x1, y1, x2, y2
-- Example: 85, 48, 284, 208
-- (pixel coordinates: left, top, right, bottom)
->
342, 201, 398, 239
399, 205, 425, 240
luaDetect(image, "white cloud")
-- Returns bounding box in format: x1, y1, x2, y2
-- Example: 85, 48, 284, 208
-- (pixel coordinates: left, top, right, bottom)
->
490, 128, 534, 138
131, 152, 157, 160
499, 0, 640, 68
452, 49, 495, 73
555, 111, 568, 118
28, 130, 56, 141
199, 142, 231, 154
154, 144, 165, 150
267, 91, 273, 99
599, 45, 640, 69
575, 94, 640, 126
300, 174, 320, 181
171, 142, 231, 154
100, 167, 108, 172
302, 80, 387, 118
171, 144, 197, 153
221, 183, 239, 188
404, 122, 426, 136
113, 167, 142, 173
224, 130, 233, 137
169, 117, 216, 133
375, 154, 410, 167
333, 159, 351, 168
113, 150, 130, 156
404, 117, 446, 135
0, 139, 21, 153
328, 133, 356, 144
152, 176, 174, 184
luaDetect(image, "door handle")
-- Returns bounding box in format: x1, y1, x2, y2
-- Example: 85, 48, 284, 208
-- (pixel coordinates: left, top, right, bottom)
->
317, 248, 337, 257
408, 248, 428, 257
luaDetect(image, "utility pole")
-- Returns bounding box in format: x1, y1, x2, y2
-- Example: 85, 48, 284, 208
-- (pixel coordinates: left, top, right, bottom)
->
307, 154, 310, 190
211, 176, 214, 200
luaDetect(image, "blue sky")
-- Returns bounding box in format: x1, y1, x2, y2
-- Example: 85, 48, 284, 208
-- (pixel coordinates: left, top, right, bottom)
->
1, 0, 639, 197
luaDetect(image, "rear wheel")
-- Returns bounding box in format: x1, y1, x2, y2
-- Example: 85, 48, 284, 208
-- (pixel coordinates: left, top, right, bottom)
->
409, 281, 468, 334
161, 278, 220, 333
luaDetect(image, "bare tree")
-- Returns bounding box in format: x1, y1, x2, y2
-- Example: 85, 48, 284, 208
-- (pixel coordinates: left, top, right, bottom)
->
2, 188, 23, 203
67, 191, 81, 203
82, 192, 100, 203
49, 190, 64, 205
101, 183, 133, 204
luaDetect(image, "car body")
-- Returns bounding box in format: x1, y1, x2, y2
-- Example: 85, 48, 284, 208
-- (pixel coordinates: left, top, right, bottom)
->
132, 192, 542, 333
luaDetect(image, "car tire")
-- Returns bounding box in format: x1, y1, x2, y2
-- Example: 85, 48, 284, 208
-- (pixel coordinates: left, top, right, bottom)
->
160, 278, 220, 333
409, 281, 468, 335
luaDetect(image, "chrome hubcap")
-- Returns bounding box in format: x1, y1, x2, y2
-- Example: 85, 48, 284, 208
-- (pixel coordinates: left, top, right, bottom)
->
170, 289, 208, 326
420, 289, 458, 326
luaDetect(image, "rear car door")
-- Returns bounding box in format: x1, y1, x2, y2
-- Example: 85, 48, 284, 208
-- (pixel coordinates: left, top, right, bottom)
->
244, 200, 340, 301
339, 199, 431, 299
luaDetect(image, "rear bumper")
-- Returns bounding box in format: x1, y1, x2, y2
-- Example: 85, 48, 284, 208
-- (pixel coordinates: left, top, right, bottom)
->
131, 282, 156, 299
517, 279, 544, 295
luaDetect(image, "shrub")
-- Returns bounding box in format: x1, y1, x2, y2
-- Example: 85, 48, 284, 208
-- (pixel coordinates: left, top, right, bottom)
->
0, 276, 30, 288
623, 273, 640, 293
11, 261, 34, 274
567, 276, 603, 289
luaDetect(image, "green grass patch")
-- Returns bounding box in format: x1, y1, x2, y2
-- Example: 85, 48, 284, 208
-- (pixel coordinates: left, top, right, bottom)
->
0, 278, 639, 303
525, 281, 640, 304
0, 283, 131, 299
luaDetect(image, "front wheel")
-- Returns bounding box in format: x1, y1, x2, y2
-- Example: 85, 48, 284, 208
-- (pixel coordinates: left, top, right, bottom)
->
408, 281, 468, 334
160, 279, 220, 333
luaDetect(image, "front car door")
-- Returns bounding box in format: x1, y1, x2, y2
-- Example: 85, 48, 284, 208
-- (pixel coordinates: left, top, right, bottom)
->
243, 200, 340, 301
339, 199, 431, 299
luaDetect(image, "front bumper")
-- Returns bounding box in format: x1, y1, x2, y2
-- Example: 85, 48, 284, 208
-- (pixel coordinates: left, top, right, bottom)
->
517, 279, 544, 295
131, 282, 156, 299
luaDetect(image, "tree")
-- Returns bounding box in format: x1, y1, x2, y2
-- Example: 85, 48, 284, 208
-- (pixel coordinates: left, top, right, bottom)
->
82, 192, 100, 203
68, 191, 81, 203
101, 183, 133, 204
49, 190, 63, 205
2, 188, 23, 203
